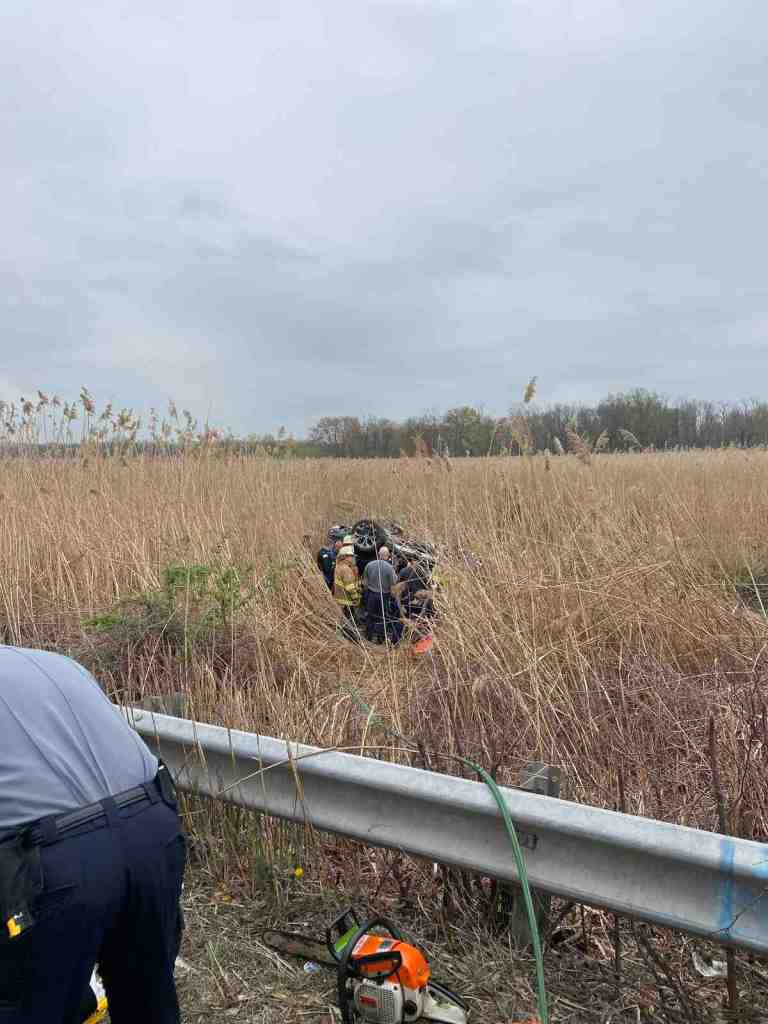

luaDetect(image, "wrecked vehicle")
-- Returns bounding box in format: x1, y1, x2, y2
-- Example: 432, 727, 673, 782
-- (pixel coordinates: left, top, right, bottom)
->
327, 518, 437, 574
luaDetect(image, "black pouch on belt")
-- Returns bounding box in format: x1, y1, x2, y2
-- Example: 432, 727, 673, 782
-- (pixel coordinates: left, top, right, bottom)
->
0, 831, 43, 941
156, 758, 178, 807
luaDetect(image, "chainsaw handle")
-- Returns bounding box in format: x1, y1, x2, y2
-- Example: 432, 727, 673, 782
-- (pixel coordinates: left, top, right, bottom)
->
337, 916, 402, 971
350, 948, 403, 981
326, 907, 361, 961
327, 911, 402, 961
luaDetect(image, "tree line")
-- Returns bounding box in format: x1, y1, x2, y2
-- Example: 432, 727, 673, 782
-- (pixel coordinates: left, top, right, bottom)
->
248, 390, 768, 458
5, 388, 767, 459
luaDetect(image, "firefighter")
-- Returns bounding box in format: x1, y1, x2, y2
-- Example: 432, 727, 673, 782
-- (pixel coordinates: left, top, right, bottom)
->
333, 544, 363, 631
0, 645, 186, 1023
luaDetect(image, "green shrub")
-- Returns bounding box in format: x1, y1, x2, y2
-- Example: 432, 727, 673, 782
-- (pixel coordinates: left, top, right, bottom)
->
83, 560, 257, 658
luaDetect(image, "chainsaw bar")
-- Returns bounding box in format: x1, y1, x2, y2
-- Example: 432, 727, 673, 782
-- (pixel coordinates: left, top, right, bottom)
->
262, 929, 338, 968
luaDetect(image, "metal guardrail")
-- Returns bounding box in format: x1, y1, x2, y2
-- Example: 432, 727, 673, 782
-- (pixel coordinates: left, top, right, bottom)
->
125, 708, 768, 953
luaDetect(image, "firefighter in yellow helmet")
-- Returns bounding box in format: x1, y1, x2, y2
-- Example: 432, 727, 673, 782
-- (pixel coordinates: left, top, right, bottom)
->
333, 544, 363, 633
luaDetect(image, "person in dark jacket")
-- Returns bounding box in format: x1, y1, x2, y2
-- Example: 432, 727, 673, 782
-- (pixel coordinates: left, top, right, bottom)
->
393, 556, 432, 619
317, 539, 342, 591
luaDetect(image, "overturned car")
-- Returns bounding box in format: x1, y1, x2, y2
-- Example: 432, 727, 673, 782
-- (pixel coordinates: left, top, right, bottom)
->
327, 518, 437, 574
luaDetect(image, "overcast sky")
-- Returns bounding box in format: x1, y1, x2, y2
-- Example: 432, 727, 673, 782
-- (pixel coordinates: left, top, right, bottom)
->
2, 1, 766, 436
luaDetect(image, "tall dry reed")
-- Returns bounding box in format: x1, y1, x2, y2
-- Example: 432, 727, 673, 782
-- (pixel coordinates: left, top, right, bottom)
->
1, 445, 766, 845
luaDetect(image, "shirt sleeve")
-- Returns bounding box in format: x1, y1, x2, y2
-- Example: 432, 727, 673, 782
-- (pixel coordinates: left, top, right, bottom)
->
64, 655, 111, 699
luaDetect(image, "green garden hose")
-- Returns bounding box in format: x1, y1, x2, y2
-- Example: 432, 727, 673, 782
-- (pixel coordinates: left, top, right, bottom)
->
341, 684, 550, 1024
457, 756, 549, 1024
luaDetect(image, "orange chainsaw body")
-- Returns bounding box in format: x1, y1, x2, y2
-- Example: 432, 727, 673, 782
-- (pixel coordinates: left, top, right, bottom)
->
351, 933, 431, 991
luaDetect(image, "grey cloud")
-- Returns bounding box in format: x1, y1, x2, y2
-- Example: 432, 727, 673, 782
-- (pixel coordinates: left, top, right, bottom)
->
1, 1, 767, 435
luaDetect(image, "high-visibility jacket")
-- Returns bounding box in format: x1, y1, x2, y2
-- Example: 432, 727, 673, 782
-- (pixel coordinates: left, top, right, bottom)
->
333, 558, 362, 607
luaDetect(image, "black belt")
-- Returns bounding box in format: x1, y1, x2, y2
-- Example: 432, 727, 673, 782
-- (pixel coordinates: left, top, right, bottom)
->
25, 768, 175, 847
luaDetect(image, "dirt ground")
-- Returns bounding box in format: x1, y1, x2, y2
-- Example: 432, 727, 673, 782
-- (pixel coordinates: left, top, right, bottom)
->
172, 869, 768, 1024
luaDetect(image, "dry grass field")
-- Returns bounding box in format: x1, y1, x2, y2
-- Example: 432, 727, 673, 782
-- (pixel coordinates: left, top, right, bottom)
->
3, 447, 767, 825
2, 444, 767, 1020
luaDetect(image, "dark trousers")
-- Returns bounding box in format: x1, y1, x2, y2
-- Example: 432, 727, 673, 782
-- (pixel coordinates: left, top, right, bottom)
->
0, 797, 186, 1023
364, 590, 403, 644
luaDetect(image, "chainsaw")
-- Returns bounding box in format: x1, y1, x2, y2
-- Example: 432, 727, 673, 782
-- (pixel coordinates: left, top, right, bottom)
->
264, 908, 468, 1024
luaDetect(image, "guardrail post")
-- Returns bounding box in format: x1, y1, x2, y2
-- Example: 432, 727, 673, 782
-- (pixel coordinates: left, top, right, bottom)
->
134, 691, 187, 718
503, 762, 561, 948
